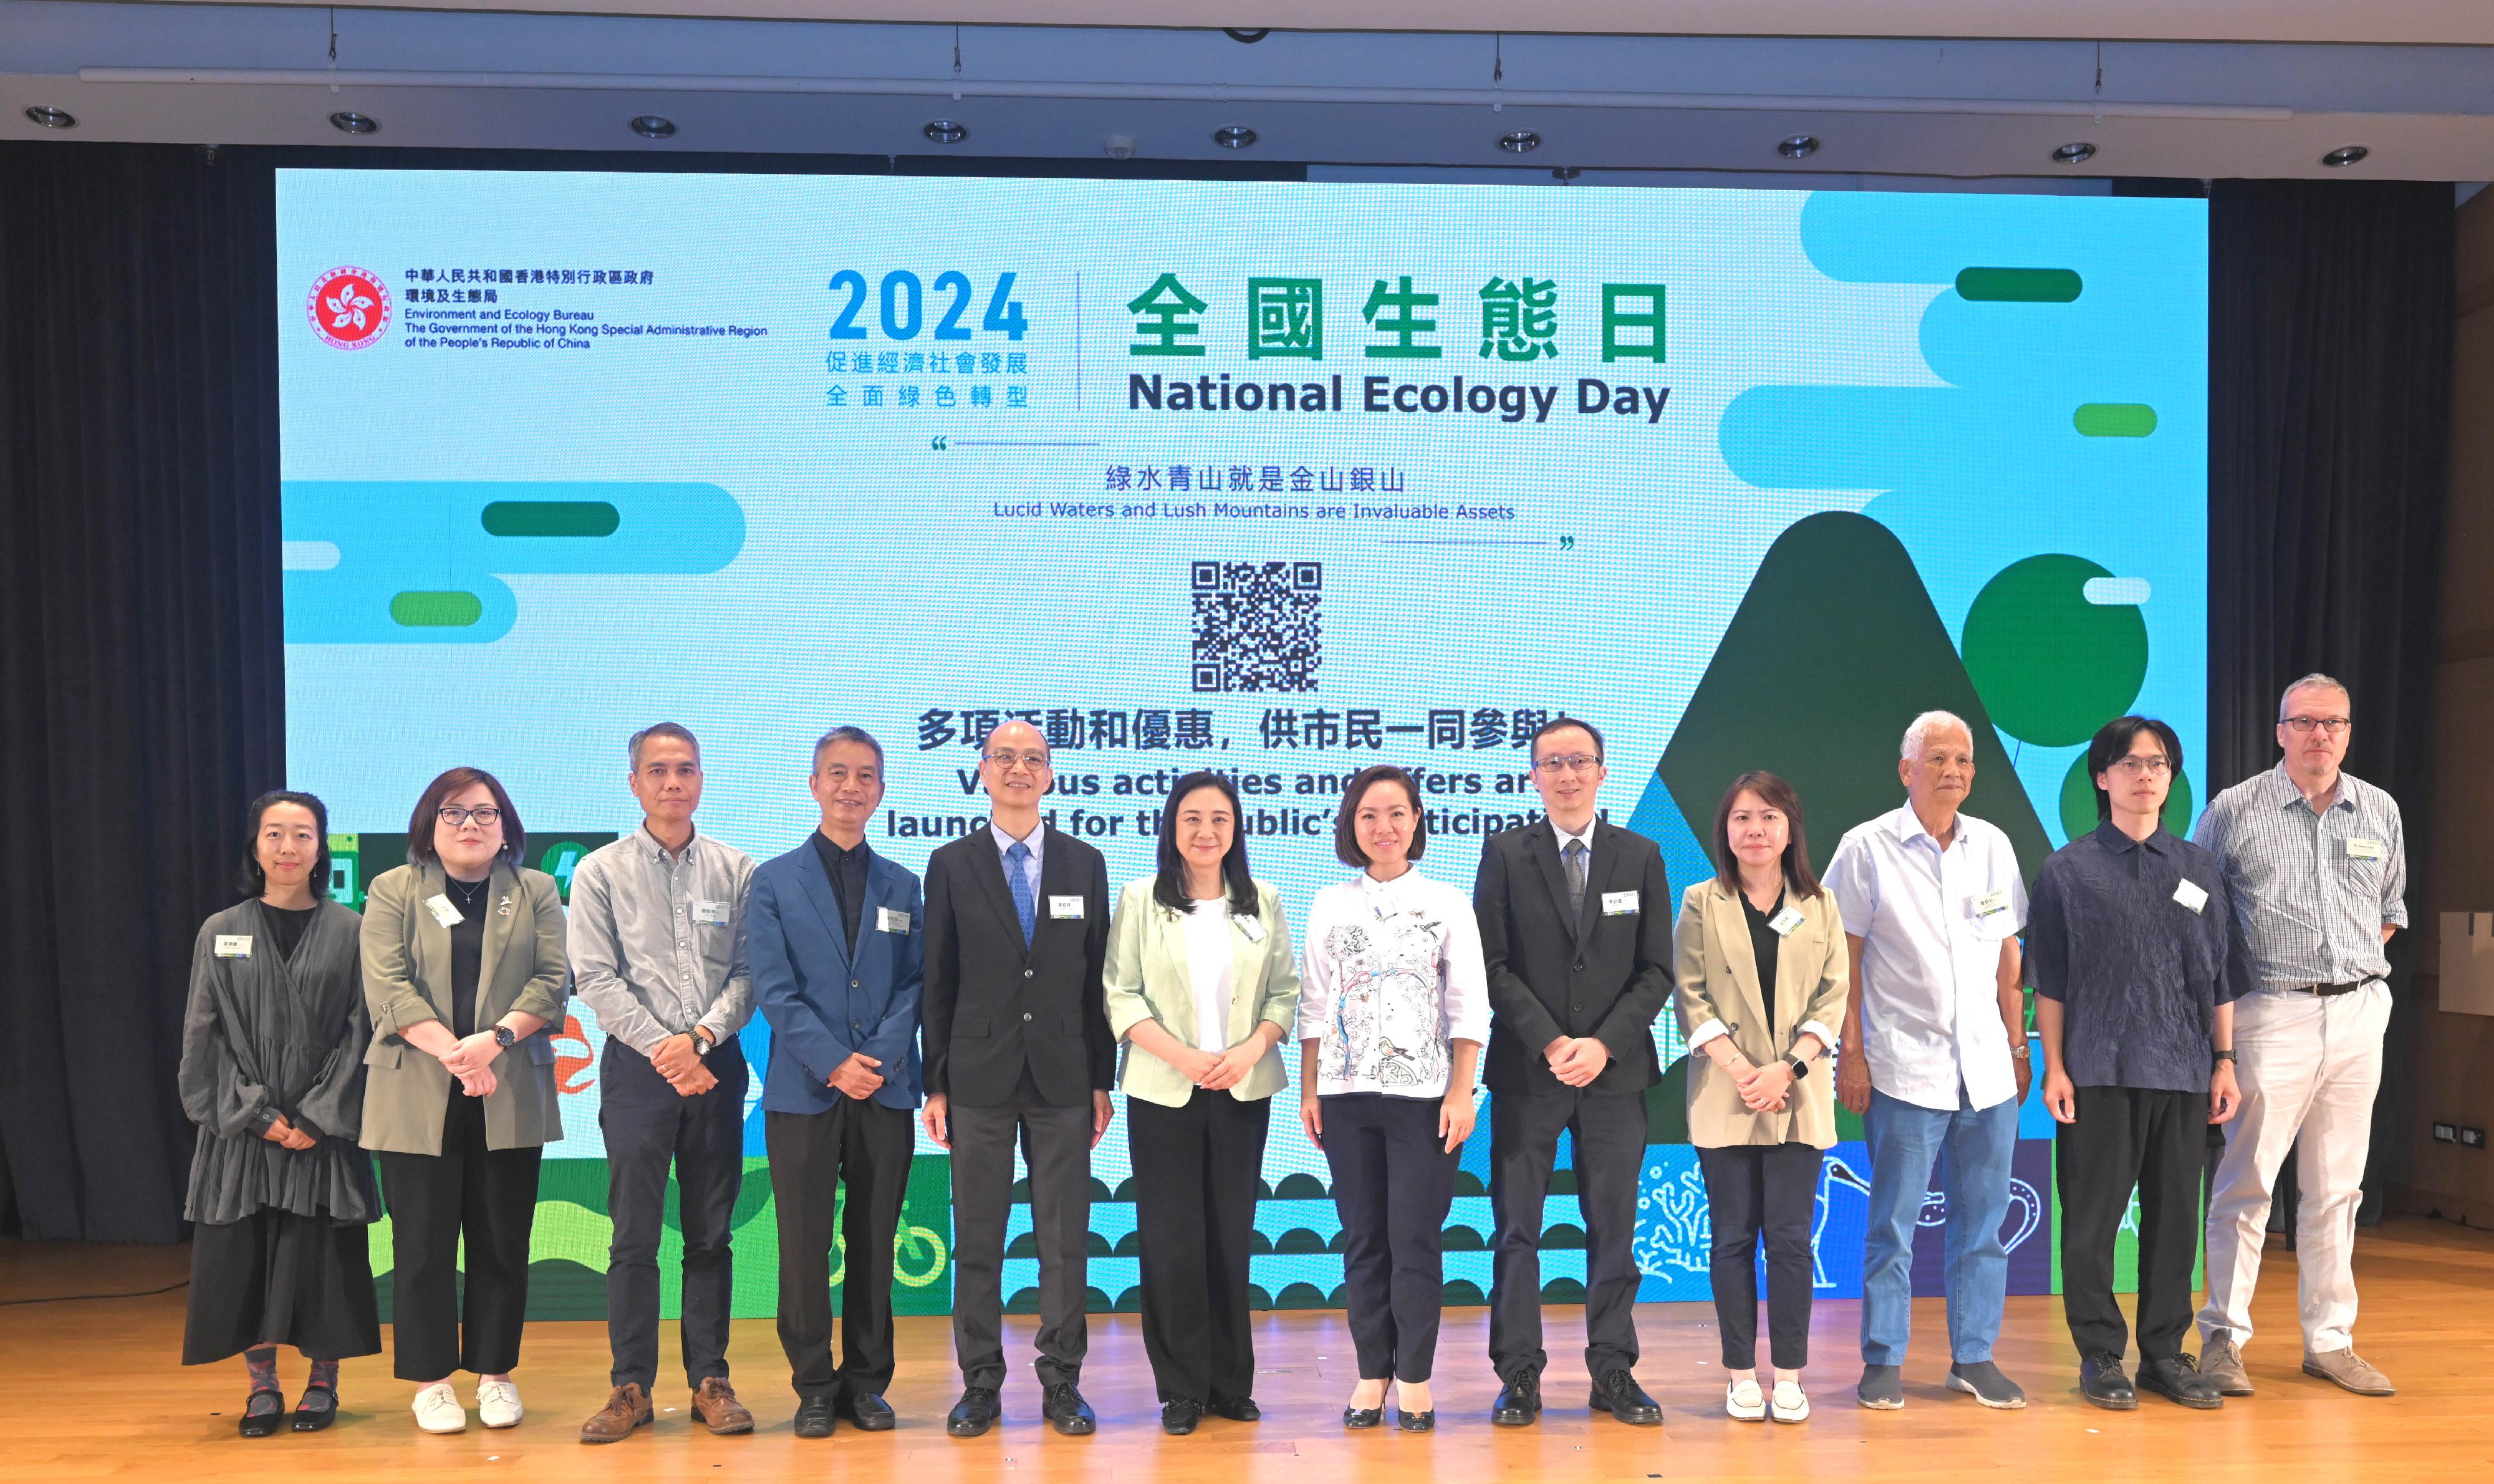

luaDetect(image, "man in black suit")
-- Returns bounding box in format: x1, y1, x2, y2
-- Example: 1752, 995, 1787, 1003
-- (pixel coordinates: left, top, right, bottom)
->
1475, 716, 1674, 1428
920, 719, 1117, 1438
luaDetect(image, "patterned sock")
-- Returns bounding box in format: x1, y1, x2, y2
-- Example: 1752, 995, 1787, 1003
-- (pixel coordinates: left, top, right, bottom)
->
245, 1346, 280, 1394
304, 1359, 341, 1402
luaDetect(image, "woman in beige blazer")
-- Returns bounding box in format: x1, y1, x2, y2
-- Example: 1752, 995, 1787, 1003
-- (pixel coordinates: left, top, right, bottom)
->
359, 766, 568, 1435
1102, 770, 1299, 1435
1673, 769, 1847, 1425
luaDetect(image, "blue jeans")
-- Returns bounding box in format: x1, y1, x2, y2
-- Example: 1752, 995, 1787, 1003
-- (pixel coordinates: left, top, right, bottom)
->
1859, 1086, 2018, 1366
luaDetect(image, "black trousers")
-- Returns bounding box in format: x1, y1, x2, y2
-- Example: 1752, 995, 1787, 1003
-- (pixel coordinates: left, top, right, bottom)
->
766, 1096, 915, 1402
1486, 1086, 1647, 1384
1321, 1092, 1460, 1382
602, 1037, 748, 1391
1696, 1142, 1820, 1369
1128, 1089, 1271, 1405
375, 1092, 543, 1381
2058, 1084, 2203, 1361
949, 1087, 1094, 1390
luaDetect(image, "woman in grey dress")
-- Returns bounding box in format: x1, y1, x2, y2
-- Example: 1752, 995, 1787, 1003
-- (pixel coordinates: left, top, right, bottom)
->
178, 789, 381, 1435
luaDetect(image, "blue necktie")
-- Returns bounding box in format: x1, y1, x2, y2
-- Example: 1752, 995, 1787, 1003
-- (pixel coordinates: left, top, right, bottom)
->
1006, 840, 1036, 947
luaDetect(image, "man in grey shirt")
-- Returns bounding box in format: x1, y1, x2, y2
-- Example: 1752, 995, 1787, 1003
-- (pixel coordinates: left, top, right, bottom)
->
2192, 674, 2405, 1400
569, 723, 759, 1442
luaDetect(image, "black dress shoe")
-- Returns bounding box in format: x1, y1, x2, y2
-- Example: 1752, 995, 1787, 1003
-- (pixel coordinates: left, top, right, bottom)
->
1343, 1404, 1384, 1430
946, 1386, 1001, 1438
793, 1395, 837, 1438
239, 1389, 286, 1438
1589, 1369, 1663, 1425
1207, 1396, 1261, 1422
838, 1392, 897, 1432
291, 1384, 339, 1432
1397, 1409, 1437, 1432
1491, 1376, 1543, 1427
1160, 1399, 1204, 1435
1041, 1382, 1097, 1436
2079, 1354, 2137, 1411
2137, 1354, 2224, 1410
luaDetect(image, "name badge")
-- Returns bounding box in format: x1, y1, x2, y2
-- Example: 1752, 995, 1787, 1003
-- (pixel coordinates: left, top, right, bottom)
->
1767, 905, 1806, 937
2346, 837, 2386, 861
691, 899, 729, 927
878, 905, 912, 934
1601, 890, 1640, 916
1970, 889, 2011, 920
425, 893, 463, 928
2173, 879, 2210, 914
1237, 916, 1267, 943
214, 934, 253, 958
1047, 895, 1084, 920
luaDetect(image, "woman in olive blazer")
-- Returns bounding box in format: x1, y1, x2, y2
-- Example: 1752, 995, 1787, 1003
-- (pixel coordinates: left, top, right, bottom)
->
1102, 771, 1300, 1433
1672, 770, 1847, 1424
360, 767, 569, 1434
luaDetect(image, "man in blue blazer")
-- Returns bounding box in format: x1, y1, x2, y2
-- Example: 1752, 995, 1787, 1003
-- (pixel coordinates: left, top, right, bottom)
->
751, 726, 924, 1440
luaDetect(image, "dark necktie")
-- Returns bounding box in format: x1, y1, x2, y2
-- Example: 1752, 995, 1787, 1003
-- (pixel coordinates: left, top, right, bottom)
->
1564, 839, 1587, 925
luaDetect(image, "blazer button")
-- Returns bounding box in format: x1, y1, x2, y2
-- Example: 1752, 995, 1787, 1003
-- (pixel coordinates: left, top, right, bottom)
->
1573, 960, 1586, 972
1023, 1011, 1034, 1022
1572, 1002, 1584, 1013
851, 978, 861, 989
1024, 968, 1035, 979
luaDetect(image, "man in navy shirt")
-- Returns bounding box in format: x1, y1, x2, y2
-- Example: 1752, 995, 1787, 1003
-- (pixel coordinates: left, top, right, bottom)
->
2028, 716, 2243, 1412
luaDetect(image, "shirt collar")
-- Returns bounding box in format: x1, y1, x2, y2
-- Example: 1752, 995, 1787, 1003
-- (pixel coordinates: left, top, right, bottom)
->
990, 819, 1042, 855
813, 829, 872, 864
2265, 761, 2351, 814
1885, 802, 1966, 850
2092, 820, 2171, 855
1357, 865, 1426, 897
1551, 817, 1597, 855
635, 822, 701, 862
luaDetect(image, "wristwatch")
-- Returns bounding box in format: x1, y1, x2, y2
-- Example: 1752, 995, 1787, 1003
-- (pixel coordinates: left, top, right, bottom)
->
693, 1027, 716, 1054
492, 1023, 517, 1050
2212, 1048, 2237, 1064
1784, 1054, 1811, 1081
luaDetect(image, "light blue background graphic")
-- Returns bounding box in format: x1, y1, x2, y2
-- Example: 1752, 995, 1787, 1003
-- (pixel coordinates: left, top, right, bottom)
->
278, 170, 2206, 1305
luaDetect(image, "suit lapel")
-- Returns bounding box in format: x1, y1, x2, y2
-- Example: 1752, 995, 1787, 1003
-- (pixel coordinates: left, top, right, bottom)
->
796, 836, 853, 973
1709, 884, 1768, 1029
413, 860, 454, 1019
1528, 820, 1582, 943
1224, 894, 1271, 1044
475, 860, 519, 1013
968, 823, 1026, 955
1033, 827, 1081, 954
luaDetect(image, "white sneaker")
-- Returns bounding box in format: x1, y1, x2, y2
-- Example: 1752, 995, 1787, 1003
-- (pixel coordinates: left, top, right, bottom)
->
413, 1382, 466, 1433
1726, 1378, 1767, 1421
476, 1379, 524, 1429
1771, 1380, 1810, 1423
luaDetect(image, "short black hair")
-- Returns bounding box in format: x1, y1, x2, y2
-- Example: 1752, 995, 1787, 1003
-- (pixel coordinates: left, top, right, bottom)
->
1529, 714, 1604, 764
2086, 715, 2184, 824
239, 789, 332, 900
1153, 771, 1259, 916
1334, 764, 1429, 869
407, 766, 527, 867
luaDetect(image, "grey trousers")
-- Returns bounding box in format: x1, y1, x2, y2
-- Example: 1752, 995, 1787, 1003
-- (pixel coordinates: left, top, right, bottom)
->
948, 1091, 1094, 1391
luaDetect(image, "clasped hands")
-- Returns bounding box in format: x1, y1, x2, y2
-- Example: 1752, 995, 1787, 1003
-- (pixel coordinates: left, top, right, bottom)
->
1169, 1040, 1269, 1093
651, 1031, 722, 1097
437, 1029, 505, 1097
1542, 1035, 1614, 1087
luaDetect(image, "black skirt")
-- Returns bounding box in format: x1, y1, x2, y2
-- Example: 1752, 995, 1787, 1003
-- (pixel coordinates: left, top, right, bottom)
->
183, 1208, 383, 1364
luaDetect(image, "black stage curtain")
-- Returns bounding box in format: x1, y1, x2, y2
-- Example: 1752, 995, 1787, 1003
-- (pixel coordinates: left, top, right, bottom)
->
2208, 179, 2454, 1221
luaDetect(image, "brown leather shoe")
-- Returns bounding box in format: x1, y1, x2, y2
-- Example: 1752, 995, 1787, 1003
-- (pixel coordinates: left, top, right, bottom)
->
579, 1383, 653, 1443
693, 1377, 755, 1435
2200, 1334, 2253, 1397
2302, 1348, 2395, 1396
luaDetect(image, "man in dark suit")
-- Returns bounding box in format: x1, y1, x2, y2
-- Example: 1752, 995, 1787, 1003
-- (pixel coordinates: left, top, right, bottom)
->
750, 726, 925, 1440
1475, 716, 1674, 1428
920, 718, 1116, 1438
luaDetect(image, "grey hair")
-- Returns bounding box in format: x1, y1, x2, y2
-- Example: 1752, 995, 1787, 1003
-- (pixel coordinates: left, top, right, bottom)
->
628, 721, 701, 771
1900, 710, 1975, 761
2278, 672, 2351, 721
812, 725, 886, 771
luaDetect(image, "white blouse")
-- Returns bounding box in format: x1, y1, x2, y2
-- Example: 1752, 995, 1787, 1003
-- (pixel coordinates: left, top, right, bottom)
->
1294, 866, 1491, 1099
1183, 898, 1236, 1054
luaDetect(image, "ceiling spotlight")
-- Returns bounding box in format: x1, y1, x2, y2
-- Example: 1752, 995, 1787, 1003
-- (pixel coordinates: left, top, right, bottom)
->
2321, 144, 2370, 168
922, 119, 968, 145
1498, 130, 1541, 154
1211, 125, 1258, 150
628, 115, 676, 140
328, 111, 379, 135
1777, 133, 1821, 160
23, 105, 75, 130
2051, 141, 2097, 165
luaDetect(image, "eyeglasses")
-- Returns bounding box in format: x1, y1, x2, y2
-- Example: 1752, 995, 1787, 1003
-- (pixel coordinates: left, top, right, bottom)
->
2281, 716, 2351, 736
983, 748, 1049, 770
2107, 756, 2173, 778
1534, 753, 1601, 774
438, 805, 503, 827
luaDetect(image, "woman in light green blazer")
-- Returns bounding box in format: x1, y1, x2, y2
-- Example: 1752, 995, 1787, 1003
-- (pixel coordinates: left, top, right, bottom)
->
1673, 770, 1847, 1425
1102, 770, 1299, 1435
359, 766, 568, 1435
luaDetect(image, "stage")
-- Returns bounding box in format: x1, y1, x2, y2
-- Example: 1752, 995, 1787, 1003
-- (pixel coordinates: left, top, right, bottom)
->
10, 1215, 2488, 1482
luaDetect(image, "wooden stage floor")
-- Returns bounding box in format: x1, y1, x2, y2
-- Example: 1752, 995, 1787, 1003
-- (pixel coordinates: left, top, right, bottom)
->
7, 1215, 2490, 1481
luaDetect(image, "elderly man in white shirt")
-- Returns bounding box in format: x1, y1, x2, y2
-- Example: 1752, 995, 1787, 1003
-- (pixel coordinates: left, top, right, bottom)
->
1826, 711, 2032, 1413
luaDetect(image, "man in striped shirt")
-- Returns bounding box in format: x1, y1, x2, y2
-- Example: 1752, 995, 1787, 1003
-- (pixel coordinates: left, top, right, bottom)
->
2190, 673, 2405, 1399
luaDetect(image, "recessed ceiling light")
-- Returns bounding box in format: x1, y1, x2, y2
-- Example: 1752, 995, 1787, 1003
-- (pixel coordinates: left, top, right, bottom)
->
328, 111, 379, 135
923, 119, 968, 145
2052, 141, 2097, 165
23, 105, 75, 130
1498, 130, 1541, 154
628, 115, 676, 140
2322, 145, 2370, 168
1211, 125, 1258, 150
1778, 133, 1820, 160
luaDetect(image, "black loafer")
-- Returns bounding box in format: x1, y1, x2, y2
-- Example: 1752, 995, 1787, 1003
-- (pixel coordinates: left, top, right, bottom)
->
1343, 1405, 1384, 1430
1589, 1369, 1663, 1425
239, 1389, 286, 1438
1161, 1399, 1204, 1435
291, 1384, 338, 1432
1207, 1395, 1261, 1422
838, 1392, 897, 1432
793, 1395, 837, 1438
1397, 1409, 1437, 1432
1041, 1382, 1097, 1436
2138, 1354, 2224, 1410
2079, 1354, 2137, 1411
1492, 1377, 1543, 1427
946, 1386, 1001, 1438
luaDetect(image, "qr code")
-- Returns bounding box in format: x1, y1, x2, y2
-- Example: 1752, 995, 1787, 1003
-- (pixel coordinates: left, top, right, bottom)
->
1191, 561, 1321, 692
